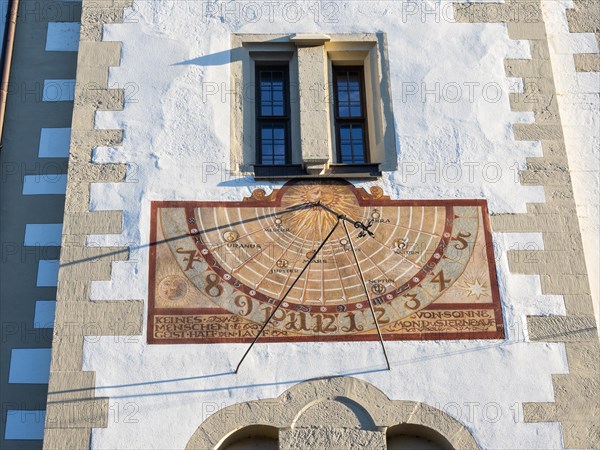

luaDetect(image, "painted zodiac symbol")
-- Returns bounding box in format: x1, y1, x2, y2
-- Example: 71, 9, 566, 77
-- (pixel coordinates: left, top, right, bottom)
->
223, 230, 239, 243
371, 283, 386, 295
393, 238, 409, 251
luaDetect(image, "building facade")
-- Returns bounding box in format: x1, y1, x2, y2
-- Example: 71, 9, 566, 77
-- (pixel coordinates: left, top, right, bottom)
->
1, 0, 599, 449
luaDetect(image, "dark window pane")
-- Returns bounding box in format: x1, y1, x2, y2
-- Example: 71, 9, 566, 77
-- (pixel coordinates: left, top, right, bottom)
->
338, 124, 365, 164
261, 127, 272, 140
259, 123, 287, 165
259, 70, 286, 117
256, 66, 290, 165
335, 71, 363, 118
334, 67, 368, 164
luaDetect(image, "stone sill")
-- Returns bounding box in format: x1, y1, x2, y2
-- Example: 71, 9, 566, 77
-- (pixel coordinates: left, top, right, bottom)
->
254, 173, 380, 181
253, 163, 380, 180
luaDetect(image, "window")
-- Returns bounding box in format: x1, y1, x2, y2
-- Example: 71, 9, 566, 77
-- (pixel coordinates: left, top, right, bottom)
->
230, 33, 397, 178
256, 65, 291, 165
333, 66, 369, 164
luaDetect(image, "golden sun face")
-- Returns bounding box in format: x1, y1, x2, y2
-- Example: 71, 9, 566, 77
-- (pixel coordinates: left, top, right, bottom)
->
280, 184, 360, 239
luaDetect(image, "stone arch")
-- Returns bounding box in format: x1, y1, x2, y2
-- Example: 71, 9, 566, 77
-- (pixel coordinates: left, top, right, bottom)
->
292, 396, 378, 430
186, 377, 479, 450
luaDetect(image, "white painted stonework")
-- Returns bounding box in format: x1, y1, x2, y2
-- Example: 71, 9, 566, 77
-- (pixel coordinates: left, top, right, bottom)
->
8, 348, 51, 384
36, 260, 59, 287
82, 1, 572, 448
22, 174, 67, 195
24, 223, 63, 246
39, 128, 71, 158
42, 79, 76, 102
34, 300, 56, 329
45, 22, 81, 52
4, 410, 45, 440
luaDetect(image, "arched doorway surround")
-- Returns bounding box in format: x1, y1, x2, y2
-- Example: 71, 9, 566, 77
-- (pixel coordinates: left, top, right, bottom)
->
186, 377, 478, 450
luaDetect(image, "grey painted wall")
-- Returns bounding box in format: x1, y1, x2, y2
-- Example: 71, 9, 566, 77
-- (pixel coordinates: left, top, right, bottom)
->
0, 1, 80, 448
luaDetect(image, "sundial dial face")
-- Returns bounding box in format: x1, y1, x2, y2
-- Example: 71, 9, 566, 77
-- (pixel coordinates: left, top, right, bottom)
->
148, 180, 503, 343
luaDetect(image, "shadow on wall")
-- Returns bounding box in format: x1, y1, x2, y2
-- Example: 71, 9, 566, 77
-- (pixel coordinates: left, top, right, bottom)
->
173, 49, 239, 66
174, 37, 292, 67
47, 369, 388, 401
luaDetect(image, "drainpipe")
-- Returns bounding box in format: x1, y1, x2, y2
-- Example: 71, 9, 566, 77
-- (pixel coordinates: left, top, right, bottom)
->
0, 0, 18, 153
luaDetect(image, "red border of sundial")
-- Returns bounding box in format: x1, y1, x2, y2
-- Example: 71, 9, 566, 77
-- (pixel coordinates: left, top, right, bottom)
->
147, 180, 505, 344
183, 206, 455, 314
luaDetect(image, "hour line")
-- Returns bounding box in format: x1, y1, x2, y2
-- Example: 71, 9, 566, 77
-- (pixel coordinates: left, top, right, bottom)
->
369, 234, 422, 270
204, 212, 279, 252
254, 230, 305, 291
329, 240, 351, 304
230, 243, 271, 275
376, 218, 443, 239
341, 234, 370, 302
196, 202, 310, 239
276, 235, 311, 300
354, 243, 398, 291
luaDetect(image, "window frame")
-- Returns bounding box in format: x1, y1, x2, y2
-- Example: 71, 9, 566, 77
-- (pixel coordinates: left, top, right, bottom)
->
255, 63, 292, 165
230, 33, 396, 177
332, 65, 370, 165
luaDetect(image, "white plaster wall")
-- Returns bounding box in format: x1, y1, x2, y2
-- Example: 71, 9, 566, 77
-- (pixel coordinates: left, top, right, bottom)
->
84, 1, 569, 448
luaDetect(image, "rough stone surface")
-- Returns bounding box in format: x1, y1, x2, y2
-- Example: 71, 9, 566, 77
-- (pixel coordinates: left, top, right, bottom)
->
185, 377, 478, 450
280, 428, 386, 450
43, 429, 90, 450
42, 0, 141, 448
296, 45, 330, 166
456, 1, 599, 448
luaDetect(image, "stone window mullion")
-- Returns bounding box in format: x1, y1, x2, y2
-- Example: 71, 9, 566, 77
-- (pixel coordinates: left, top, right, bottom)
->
293, 35, 332, 175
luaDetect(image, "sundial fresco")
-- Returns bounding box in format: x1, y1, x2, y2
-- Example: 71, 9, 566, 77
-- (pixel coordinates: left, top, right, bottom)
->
148, 180, 504, 344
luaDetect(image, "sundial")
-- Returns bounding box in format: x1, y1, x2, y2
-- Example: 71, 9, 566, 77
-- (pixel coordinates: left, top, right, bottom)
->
148, 180, 503, 352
